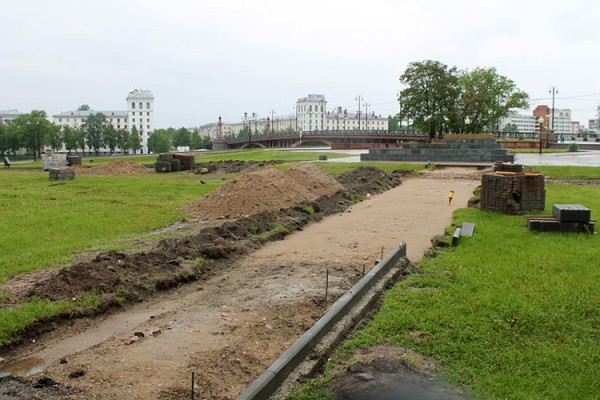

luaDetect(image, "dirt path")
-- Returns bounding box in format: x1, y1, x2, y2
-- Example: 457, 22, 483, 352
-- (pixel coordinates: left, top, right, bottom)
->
3, 176, 478, 399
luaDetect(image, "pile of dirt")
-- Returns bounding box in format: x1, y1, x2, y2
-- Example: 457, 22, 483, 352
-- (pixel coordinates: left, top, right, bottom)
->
325, 344, 469, 400
76, 161, 151, 175
183, 163, 344, 219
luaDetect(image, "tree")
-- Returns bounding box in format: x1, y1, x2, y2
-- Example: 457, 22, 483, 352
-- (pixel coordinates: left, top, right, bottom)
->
83, 113, 108, 155
398, 61, 529, 136
459, 67, 528, 133
128, 127, 142, 154
78, 104, 91, 111
75, 126, 87, 154
503, 123, 519, 133
62, 126, 79, 154
190, 130, 202, 149
398, 60, 460, 139
103, 125, 119, 155
148, 129, 171, 153
116, 129, 130, 154
11, 110, 56, 160
0, 122, 6, 156
172, 127, 191, 147
388, 115, 400, 131
46, 124, 62, 152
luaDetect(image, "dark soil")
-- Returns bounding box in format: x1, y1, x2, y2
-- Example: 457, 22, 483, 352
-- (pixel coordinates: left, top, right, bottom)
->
326, 344, 469, 400
2, 165, 403, 350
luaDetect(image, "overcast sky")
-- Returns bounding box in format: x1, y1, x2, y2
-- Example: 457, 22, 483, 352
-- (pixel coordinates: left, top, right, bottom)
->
2, 0, 599, 129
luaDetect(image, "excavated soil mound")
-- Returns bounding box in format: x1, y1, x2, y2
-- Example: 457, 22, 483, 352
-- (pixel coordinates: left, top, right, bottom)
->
76, 161, 151, 175
183, 163, 344, 219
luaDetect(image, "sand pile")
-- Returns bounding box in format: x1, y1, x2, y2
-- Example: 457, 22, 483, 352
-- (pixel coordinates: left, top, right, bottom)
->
76, 161, 151, 175
183, 163, 344, 219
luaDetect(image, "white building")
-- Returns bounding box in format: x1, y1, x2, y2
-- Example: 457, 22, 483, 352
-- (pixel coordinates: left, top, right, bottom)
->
297, 95, 388, 132
548, 108, 572, 137
0, 109, 24, 125
53, 89, 154, 153
499, 111, 537, 133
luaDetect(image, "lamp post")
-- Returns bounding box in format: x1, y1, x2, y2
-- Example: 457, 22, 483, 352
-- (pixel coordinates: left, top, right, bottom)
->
355, 95, 363, 131
537, 116, 544, 154
243, 112, 248, 141
344, 109, 348, 149
464, 116, 471, 134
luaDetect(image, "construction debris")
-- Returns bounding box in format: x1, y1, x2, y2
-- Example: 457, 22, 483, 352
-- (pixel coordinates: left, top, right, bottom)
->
480, 163, 545, 213
527, 204, 595, 233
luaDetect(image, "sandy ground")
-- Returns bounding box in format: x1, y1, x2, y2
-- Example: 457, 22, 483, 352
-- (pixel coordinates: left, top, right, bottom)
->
2, 176, 478, 399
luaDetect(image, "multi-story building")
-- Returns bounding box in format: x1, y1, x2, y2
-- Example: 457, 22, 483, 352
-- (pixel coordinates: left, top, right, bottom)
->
297, 95, 388, 132
197, 94, 388, 139
53, 89, 154, 153
0, 109, 24, 125
499, 111, 537, 133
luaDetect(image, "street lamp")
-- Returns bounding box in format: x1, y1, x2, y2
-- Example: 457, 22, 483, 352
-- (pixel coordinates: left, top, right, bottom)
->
464, 116, 471, 134
538, 116, 544, 154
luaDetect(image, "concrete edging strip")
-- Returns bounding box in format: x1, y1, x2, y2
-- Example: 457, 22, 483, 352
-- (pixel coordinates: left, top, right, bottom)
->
236, 242, 407, 400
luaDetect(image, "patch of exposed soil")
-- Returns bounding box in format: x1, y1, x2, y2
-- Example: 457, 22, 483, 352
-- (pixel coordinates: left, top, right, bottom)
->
420, 166, 492, 181
183, 163, 345, 219
75, 161, 151, 175
194, 159, 284, 174
325, 344, 469, 400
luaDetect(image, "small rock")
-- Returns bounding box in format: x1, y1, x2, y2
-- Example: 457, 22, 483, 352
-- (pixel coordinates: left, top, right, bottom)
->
0, 356, 4, 363
68, 369, 85, 379
59, 357, 68, 364
265, 324, 273, 330
151, 329, 162, 336
34, 376, 57, 387
133, 332, 145, 338
356, 372, 375, 382
124, 336, 141, 345
0, 372, 12, 381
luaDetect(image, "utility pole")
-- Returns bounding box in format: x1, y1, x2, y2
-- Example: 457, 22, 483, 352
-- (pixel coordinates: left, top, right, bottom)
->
355, 95, 363, 131
270, 110, 275, 134
364, 102, 370, 132
549, 86, 558, 142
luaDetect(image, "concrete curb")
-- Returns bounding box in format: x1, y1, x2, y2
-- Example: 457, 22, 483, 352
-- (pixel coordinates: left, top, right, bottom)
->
236, 242, 408, 400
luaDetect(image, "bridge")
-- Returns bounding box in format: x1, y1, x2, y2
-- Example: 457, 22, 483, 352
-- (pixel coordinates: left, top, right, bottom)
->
217, 130, 430, 150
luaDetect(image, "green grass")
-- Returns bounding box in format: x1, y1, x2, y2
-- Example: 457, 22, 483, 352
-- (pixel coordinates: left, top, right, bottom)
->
0, 298, 72, 346
297, 182, 600, 399
528, 165, 600, 180
316, 162, 425, 176
0, 170, 223, 282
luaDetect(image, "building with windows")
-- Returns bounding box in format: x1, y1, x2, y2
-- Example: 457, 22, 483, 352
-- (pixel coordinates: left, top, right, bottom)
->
297, 95, 388, 132
0, 109, 24, 125
499, 111, 537, 134
53, 89, 154, 153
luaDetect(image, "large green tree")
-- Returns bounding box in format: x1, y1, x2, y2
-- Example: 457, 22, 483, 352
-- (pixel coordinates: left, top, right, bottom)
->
83, 113, 108, 155
10, 111, 56, 160
398, 60, 460, 139
148, 129, 172, 153
398, 60, 529, 137
172, 127, 191, 147
459, 67, 529, 133
62, 126, 79, 154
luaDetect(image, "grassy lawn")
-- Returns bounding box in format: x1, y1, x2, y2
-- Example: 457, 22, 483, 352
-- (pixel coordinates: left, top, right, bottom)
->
295, 181, 600, 399
0, 170, 222, 282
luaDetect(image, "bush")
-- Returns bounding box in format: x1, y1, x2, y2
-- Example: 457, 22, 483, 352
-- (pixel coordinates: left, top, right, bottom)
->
569, 143, 579, 152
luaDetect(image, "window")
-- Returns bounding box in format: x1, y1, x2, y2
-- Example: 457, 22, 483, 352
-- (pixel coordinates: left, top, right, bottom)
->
139, 102, 143, 109
146, 102, 150, 109
147, 112, 150, 116
147, 118, 150, 122
147, 125, 150, 129
132, 102, 135, 109
133, 118, 135, 122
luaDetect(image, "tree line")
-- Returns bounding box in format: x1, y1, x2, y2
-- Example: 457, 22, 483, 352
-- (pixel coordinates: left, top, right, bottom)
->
0, 111, 213, 159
